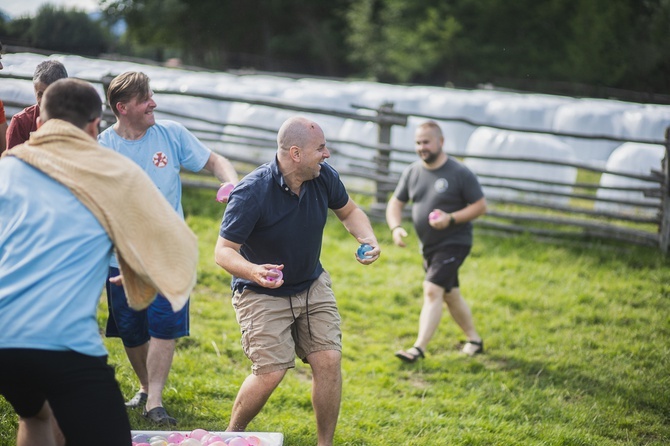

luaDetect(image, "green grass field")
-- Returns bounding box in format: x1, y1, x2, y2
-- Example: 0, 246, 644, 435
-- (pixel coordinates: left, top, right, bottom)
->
1, 187, 669, 445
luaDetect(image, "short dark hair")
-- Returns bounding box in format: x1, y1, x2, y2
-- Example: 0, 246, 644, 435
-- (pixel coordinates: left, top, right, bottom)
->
41, 78, 102, 129
417, 120, 443, 138
33, 60, 68, 85
107, 71, 151, 117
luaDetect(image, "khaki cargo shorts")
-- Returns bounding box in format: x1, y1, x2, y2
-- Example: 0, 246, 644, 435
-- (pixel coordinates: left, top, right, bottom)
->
232, 270, 342, 375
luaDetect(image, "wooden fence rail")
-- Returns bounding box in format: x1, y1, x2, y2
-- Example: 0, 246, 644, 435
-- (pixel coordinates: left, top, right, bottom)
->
3, 71, 668, 252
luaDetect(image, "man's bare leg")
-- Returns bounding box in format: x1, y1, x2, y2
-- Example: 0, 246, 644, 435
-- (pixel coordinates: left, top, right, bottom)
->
444, 287, 482, 355
227, 369, 286, 432
17, 401, 60, 446
124, 342, 149, 398
414, 281, 447, 351
146, 338, 175, 410
443, 287, 480, 341
308, 350, 342, 446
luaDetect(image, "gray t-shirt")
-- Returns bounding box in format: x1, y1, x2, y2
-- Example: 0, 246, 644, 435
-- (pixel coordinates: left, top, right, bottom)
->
393, 156, 484, 255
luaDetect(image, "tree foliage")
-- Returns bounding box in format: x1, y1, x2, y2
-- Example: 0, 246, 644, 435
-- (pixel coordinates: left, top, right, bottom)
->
346, 0, 461, 83
35, 5, 110, 55
100, 0, 352, 75
344, 0, 670, 93
3, 5, 110, 56
1, 0, 669, 96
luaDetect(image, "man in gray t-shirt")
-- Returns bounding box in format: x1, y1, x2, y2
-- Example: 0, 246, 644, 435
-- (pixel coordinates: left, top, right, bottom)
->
386, 120, 487, 362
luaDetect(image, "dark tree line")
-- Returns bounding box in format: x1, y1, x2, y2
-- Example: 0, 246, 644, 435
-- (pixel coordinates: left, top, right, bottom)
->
0, 5, 110, 56
1, 0, 669, 99
98, 0, 353, 75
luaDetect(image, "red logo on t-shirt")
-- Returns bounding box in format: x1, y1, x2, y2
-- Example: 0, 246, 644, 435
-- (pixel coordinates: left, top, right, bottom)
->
153, 152, 168, 168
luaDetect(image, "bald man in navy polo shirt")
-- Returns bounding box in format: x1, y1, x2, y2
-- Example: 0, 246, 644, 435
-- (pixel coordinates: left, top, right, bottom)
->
215, 116, 380, 446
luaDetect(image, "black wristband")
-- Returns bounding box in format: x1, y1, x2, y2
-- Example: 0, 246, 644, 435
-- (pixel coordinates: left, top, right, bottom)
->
391, 225, 403, 232
449, 214, 456, 225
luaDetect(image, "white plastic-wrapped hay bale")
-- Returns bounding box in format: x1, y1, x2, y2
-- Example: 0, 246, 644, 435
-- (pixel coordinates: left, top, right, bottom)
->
334, 118, 379, 173
0, 79, 36, 117
621, 104, 670, 143
352, 81, 430, 114
152, 93, 232, 135
463, 127, 578, 205
551, 99, 635, 164
220, 103, 346, 166
595, 142, 664, 217
234, 73, 296, 99
217, 103, 286, 163
484, 93, 574, 131
279, 79, 358, 112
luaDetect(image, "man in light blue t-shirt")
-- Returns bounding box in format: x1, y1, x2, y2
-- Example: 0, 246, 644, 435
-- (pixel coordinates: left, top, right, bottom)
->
99, 71, 238, 425
0, 80, 126, 446
0, 79, 194, 446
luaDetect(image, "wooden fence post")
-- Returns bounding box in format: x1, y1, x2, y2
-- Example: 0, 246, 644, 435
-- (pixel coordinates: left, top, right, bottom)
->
100, 74, 117, 129
374, 102, 407, 206
375, 102, 394, 205
659, 126, 670, 253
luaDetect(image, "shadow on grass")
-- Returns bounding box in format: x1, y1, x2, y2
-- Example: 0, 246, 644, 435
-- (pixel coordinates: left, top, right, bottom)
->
478, 230, 669, 270
482, 353, 670, 422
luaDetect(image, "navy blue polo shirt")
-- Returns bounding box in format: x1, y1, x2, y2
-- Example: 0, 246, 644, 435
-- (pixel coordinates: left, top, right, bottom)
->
220, 157, 349, 296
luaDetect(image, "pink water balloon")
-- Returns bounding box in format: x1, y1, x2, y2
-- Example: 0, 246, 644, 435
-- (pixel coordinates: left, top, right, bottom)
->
228, 437, 249, 446
203, 435, 224, 445
167, 432, 185, 444
189, 429, 209, 441
245, 436, 262, 446
216, 182, 235, 202
267, 267, 283, 282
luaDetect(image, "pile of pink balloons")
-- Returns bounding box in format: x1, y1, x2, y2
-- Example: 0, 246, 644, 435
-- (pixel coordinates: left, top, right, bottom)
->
132, 429, 262, 446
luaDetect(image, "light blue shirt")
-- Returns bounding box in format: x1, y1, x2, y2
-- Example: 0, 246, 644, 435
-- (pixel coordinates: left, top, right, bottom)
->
98, 120, 211, 267
0, 158, 113, 357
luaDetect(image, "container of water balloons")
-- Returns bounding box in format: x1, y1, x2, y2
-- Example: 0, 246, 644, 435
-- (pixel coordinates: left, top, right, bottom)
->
131, 429, 283, 446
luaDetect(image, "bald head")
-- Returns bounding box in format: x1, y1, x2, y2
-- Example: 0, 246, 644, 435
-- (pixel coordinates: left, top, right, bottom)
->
277, 116, 324, 152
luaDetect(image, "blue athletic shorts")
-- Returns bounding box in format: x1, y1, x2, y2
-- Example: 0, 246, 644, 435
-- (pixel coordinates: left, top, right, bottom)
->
423, 244, 471, 292
0, 349, 131, 445
105, 267, 190, 347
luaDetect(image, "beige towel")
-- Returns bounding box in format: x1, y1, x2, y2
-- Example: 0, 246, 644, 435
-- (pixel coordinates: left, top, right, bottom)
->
3, 119, 198, 311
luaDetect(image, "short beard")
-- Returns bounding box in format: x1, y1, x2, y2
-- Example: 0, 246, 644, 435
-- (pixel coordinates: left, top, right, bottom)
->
422, 151, 440, 165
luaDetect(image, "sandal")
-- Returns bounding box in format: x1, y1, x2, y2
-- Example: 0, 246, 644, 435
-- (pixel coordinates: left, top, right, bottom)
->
143, 406, 177, 426
395, 346, 425, 363
461, 339, 484, 356
125, 391, 148, 408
